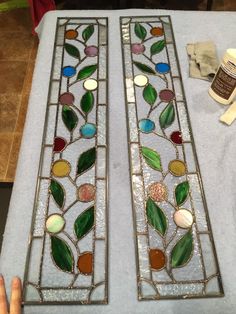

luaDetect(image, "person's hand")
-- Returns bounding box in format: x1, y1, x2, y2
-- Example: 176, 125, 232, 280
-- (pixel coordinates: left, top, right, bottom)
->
0, 275, 22, 314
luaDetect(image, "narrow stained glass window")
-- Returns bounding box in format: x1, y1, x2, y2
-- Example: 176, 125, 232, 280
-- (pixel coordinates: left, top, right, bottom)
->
23, 17, 108, 305
120, 16, 223, 300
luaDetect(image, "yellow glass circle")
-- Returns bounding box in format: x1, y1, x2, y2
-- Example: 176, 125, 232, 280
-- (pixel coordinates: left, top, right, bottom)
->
134, 74, 148, 87
168, 160, 186, 176
83, 79, 98, 91
52, 159, 71, 177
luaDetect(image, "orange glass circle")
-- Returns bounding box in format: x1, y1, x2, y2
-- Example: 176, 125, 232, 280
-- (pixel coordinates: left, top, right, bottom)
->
65, 29, 78, 39
150, 27, 164, 37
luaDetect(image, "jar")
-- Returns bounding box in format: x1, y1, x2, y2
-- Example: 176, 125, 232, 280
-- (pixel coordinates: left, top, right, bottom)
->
209, 49, 236, 105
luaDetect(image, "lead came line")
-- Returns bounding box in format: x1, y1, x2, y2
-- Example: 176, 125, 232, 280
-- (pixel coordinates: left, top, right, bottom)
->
120, 15, 223, 300
23, 17, 109, 305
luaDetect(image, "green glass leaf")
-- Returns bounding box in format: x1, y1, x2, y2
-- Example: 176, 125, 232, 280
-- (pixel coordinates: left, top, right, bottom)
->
81, 91, 94, 114
150, 40, 165, 56
133, 61, 156, 75
82, 25, 94, 42
146, 198, 167, 236
143, 83, 157, 106
134, 22, 147, 41
62, 105, 78, 132
77, 64, 97, 80
50, 179, 65, 208
74, 206, 94, 240
51, 236, 74, 272
141, 146, 162, 171
64, 43, 80, 59
77, 147, 96, 175
175, 181, 190, 206
171, 230, 193, 268
159, 102, 175, 129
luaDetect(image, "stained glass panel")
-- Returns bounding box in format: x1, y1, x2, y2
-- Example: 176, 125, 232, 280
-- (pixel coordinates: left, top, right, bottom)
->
120, 16, 223, 300
23, 17, 108, 305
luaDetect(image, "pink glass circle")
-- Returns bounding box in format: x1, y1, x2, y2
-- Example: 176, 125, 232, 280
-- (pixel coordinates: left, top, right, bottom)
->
131, 43, 145, 55
77, 184, 96, 202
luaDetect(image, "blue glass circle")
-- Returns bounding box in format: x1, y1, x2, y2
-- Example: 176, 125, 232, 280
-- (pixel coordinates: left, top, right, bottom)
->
62, 66, 76, 77
155, 63, 170, 74
139, 119, 155, 133
80, 123, 97, 138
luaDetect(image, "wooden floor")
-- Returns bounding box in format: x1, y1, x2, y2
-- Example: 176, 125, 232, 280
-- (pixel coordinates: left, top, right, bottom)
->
212, 0, 236, 10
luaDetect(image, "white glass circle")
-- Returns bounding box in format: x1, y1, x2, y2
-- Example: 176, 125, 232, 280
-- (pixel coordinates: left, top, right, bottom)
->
83, 79, 98, 91
46, 214, 65, 234
174, 209, 193, 229
134, 74, 148, 87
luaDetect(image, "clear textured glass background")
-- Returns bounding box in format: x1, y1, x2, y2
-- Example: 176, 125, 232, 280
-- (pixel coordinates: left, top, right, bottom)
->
24, 17, 108, 304
121, 16, 222, 299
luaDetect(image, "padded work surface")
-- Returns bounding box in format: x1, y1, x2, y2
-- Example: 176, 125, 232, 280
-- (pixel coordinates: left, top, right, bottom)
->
1, 9, 236, 314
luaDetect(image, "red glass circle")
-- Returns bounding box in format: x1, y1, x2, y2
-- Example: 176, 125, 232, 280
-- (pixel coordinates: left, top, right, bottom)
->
53, 137, 67, 153
170, 131, 182, 145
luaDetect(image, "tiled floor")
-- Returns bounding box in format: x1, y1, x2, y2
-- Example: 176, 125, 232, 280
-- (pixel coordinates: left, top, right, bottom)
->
0, 8, 38, 182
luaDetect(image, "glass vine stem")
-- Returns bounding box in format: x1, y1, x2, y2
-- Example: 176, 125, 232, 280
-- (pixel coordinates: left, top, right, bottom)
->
23, 17, 108, 305
121, 15, 223, 300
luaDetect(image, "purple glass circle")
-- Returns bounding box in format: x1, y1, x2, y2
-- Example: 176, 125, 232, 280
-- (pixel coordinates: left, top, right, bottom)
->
59, 92, 75, 105
159, 89, 175, 102
84, 45, 98, 57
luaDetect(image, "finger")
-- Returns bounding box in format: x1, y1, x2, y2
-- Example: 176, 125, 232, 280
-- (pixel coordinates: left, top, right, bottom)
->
0, 274, 8, 314
10, 277, 22, 314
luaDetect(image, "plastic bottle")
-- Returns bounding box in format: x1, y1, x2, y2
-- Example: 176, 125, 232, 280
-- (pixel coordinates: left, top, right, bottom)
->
209, 49, 236, 105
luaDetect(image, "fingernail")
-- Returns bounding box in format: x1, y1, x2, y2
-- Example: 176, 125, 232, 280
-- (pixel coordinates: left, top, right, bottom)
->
12, 277, 21, 288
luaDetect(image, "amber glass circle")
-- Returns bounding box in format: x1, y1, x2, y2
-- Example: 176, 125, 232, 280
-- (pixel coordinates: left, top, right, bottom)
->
77, 252, 93, 275
149, 249, 166, 270
65, 29, 78, 39
150, 27, 164, 37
